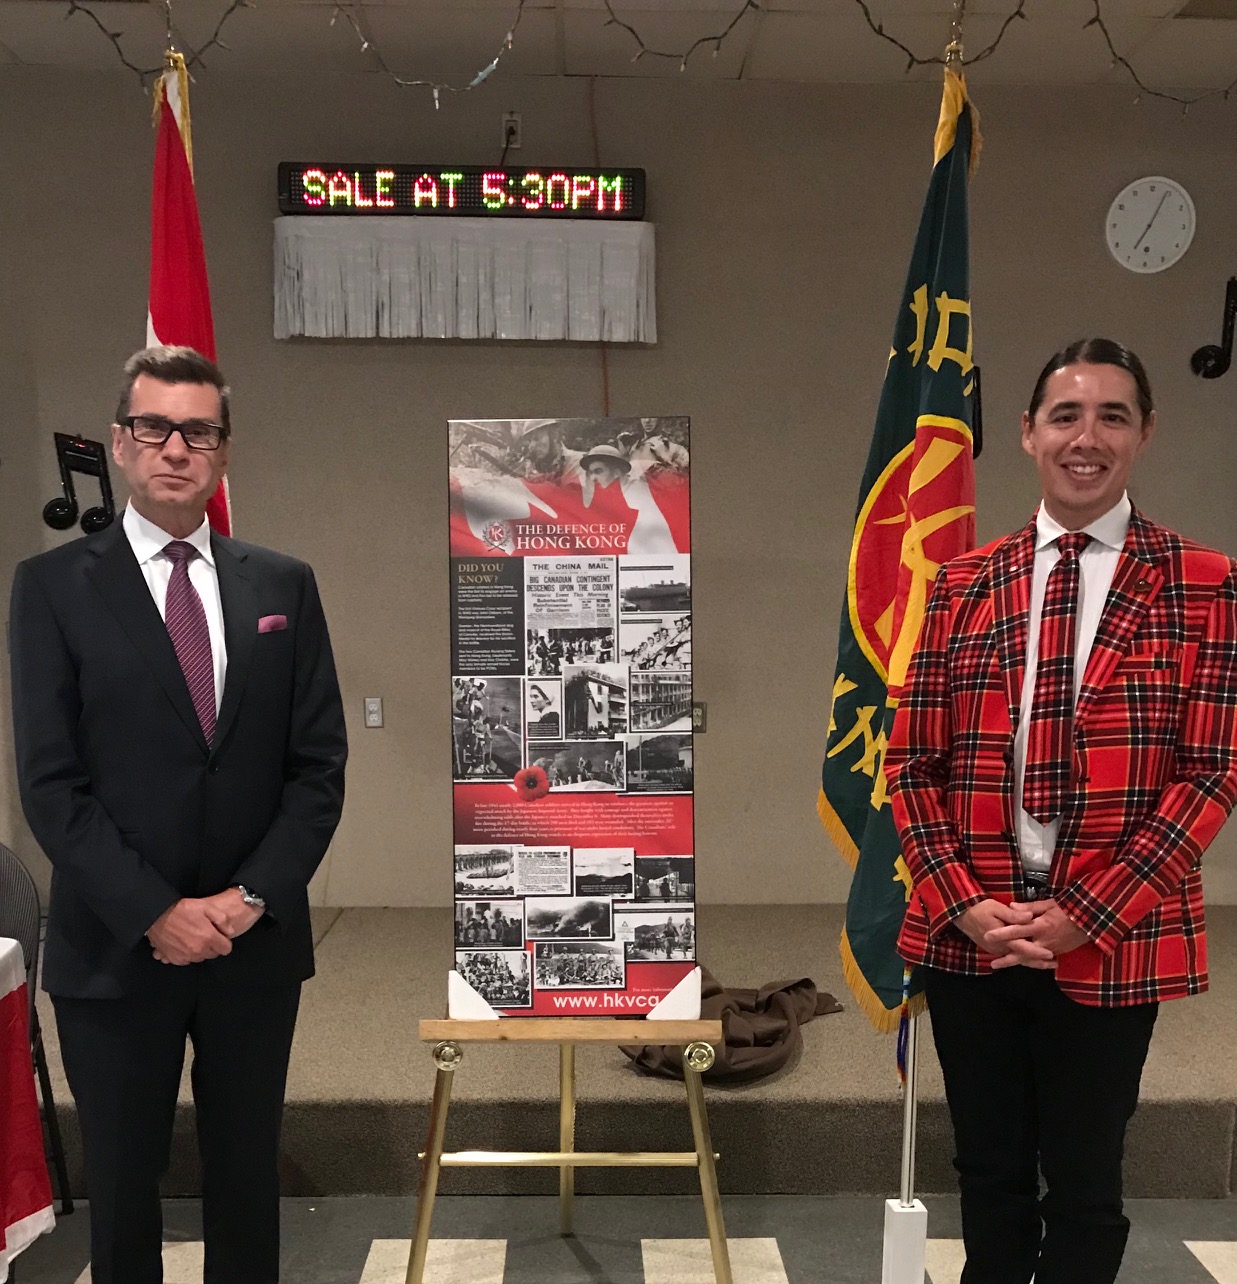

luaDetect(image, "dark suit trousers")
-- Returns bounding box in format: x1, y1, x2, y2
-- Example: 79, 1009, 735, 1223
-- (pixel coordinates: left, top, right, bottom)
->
923, 966, 1158, 1284
53, 968, 301, 1284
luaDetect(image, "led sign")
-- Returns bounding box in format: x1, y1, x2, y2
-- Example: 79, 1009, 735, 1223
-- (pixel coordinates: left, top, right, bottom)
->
278, 164, 646, 219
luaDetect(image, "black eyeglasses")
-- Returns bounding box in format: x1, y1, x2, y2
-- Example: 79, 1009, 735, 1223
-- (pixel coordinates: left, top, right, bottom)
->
120, 414, 229, 451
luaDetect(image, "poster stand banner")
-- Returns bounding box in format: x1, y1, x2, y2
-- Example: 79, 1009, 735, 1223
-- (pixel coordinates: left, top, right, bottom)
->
448, 417, 697, 1018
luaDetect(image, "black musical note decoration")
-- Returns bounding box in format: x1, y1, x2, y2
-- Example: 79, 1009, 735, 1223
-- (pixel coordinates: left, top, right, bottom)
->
1191, 277, 1237, 380
44, 433, 116, 534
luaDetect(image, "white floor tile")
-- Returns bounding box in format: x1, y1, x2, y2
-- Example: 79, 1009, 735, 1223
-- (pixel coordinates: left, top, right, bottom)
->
641, 1237, 788, 1284
1187, 1241, 1237, 1283
74, 1241, 205, 1284
359, 1237, 507, 1284
925, 1237, 966, 1284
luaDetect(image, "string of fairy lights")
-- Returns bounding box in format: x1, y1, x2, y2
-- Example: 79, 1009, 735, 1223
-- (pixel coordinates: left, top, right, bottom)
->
54, 0, 1236, 113
63, 0, 251, 83
327, 1, 527, 108
600, 0, 760, 71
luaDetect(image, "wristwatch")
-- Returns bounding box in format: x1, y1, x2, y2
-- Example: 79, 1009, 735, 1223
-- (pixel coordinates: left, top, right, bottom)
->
233, 884, 267, 913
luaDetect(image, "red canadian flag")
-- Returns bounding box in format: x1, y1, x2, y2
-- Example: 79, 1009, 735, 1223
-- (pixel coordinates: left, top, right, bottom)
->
148, 52, 231, 535
0, 941, 54, 1279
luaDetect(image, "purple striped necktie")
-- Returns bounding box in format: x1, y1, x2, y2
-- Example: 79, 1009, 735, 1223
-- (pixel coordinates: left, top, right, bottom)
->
163, 540, 216, 744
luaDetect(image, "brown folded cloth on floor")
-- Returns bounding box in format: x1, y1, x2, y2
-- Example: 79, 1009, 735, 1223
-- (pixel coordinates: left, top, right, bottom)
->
620, 967, 844, 1083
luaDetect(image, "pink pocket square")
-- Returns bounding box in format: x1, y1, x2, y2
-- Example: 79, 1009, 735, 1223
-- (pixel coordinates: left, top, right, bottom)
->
257, 614, 287, 633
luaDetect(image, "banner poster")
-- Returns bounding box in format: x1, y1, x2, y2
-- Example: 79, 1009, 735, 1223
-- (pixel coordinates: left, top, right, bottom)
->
449, 417, 696, 1017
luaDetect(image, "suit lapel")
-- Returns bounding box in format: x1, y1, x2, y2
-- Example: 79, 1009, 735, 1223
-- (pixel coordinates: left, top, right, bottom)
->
1075, 509, 1168, 725
212, 534, 257, 756
990, 517, 1037, 729
85, 523, 208, 752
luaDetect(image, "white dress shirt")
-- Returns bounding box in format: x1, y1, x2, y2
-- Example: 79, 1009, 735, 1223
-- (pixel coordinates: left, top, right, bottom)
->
122, 504, 227, 716
1015, 494, 1131, 875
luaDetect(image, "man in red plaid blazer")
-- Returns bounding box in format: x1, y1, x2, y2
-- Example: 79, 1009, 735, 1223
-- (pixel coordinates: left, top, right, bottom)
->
887, 338, 1237, 1284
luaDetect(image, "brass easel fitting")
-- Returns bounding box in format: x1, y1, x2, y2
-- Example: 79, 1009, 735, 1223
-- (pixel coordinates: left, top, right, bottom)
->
432, 1041, 464, 1071
684, 1041, 716, 1073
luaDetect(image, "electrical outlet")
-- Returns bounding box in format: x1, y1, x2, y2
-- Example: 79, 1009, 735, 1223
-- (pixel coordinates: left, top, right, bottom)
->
363, 697, 384, 729
692, 701, 707, 733
502, 112, 522, 150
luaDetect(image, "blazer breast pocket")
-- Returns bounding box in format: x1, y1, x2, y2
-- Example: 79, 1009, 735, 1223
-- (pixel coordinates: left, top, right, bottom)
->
1112, 646, 1180, 679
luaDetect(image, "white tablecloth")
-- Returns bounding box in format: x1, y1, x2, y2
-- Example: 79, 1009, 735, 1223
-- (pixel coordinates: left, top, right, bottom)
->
0, 937, 54, 1281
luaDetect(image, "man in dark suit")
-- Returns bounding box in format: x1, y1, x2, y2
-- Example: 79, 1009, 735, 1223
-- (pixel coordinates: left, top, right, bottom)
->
887, 338, 1237, 1284
9, 346, 348, 1284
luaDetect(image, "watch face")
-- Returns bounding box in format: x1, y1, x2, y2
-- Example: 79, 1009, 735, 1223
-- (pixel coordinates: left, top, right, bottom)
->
1105, 177, 1195, 274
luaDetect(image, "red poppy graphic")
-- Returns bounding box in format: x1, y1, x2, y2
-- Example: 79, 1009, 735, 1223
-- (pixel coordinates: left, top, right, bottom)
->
512, 765, 551, 801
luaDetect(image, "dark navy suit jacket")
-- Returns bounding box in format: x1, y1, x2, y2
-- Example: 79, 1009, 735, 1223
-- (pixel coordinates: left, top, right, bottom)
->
9, 519, 348, 998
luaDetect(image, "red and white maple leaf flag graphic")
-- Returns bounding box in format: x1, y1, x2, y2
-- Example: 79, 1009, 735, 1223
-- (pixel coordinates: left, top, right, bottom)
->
148, 52, 231, 535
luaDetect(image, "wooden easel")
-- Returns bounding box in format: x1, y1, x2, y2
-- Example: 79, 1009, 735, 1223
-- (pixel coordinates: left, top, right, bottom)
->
405, 1017, 732, 1284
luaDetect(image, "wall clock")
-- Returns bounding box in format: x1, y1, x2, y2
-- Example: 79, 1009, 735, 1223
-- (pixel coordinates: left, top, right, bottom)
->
1105, 176, 1195, 274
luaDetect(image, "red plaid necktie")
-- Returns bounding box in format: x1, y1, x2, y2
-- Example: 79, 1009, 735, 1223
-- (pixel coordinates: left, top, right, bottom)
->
163, 541, 216, 744
1022, 531, 1090, 823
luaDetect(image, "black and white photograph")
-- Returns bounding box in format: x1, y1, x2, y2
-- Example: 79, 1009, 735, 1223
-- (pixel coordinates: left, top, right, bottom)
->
614, 417, 690, 475
525, 740, 625, 791
615, 908, 697, 961
620, 613, 691, 671
573, 847, 635, 898
454, 899, 525, 948
524, 896, 614, 940
450, 417, 687, 485
628, 669, 693, 732
619, 555, 691, 613
525, 557, 616, 630
525, 679, 563, 741
625, 733, 694, 793
534, 941, 626, 990
527, 627, 616, 676
455, 949, 532, 1009
513, 845, 572, 896
452, 675, 523, 780
454, 845, 516, 897
635, 855, 696, 901
562, 664, 628, 739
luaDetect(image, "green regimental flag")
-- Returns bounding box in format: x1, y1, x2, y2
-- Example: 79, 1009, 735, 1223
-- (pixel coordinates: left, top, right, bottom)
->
818, 70, 980, 1032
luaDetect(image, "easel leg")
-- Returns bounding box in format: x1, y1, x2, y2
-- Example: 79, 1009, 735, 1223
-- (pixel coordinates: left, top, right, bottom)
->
559, 1041, 577, 1236
683, 1042, 733, 1284
406, 1042, 463, 1284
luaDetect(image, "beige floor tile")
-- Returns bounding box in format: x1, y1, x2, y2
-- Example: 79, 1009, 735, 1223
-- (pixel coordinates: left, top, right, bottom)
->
641, 1236, 788, 1284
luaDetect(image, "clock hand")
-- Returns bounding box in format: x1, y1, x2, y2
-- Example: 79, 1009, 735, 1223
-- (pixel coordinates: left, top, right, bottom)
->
1132, 191, 1170, 252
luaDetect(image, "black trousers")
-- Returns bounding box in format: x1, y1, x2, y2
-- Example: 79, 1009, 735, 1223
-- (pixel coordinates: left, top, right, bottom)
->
923, 966, 1158, 1284
53, 969, 301, 1284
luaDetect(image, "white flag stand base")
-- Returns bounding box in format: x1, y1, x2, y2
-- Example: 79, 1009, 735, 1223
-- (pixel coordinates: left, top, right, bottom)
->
881, 1197, 928, 1284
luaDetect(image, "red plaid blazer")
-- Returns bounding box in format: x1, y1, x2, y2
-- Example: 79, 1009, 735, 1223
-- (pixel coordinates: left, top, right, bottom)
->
888, 508, 1237, 1006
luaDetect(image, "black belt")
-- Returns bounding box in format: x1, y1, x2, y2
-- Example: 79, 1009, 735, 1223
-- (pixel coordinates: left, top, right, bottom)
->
1022, 870, 1050, 901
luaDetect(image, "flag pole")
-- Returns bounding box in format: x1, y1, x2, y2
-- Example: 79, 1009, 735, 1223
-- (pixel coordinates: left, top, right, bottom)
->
898, 1011, 920, 1207
884, 14, 967, 1275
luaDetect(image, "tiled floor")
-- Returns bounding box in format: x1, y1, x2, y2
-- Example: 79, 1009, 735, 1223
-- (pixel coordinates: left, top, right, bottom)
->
10, 1194, 1236, 1282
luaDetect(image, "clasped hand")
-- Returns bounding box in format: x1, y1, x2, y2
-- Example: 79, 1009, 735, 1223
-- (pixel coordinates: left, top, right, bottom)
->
147, 889, 264, 965
957, 898, 1090, 970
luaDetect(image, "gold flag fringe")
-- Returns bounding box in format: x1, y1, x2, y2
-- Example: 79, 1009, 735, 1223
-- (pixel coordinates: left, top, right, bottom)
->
817, 786, 860, 873
840, 926, 927, 1034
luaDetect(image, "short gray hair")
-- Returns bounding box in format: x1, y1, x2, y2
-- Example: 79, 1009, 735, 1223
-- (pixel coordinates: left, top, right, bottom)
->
116, 346, 231, 433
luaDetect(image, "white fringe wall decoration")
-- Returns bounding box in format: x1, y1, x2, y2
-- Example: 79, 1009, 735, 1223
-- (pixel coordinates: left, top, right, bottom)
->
273, 216, 657, 343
